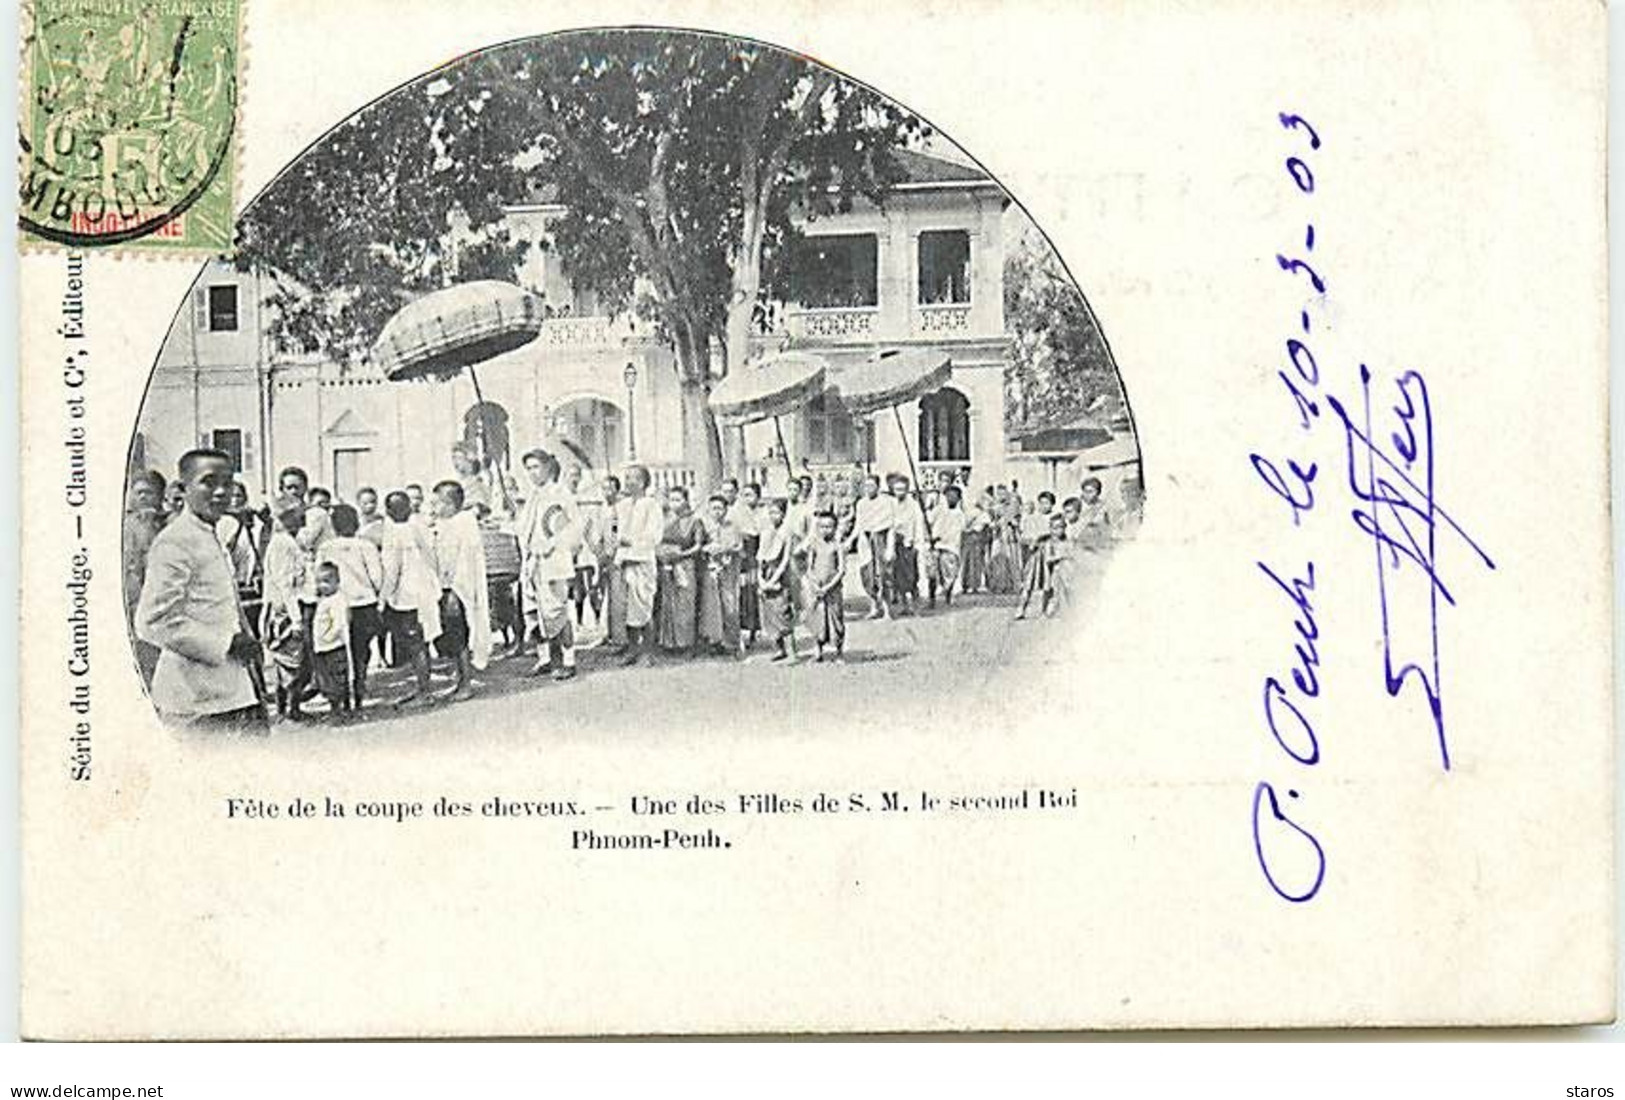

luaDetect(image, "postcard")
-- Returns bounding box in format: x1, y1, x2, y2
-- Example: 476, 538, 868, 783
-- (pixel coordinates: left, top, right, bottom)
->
16, 0, 1613, 1037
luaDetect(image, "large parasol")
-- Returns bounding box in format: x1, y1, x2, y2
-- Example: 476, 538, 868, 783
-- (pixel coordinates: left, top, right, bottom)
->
372, 280, 545, 513
827, 347, 954, 542
708, 349, 830, 482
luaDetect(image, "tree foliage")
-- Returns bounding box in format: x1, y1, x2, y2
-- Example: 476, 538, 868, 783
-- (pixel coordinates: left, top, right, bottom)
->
1002, 223, 1125, 432
234, 30, 929, 477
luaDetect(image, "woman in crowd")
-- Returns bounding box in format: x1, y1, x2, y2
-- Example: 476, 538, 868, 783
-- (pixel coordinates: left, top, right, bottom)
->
959, 489, 992, 595
697, 494, 744, 657
984, 485, 1023, 594
655, 485, 704, 655
732, 481, 762, 648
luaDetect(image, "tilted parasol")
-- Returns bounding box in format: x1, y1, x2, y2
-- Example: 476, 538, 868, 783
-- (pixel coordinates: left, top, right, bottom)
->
827, 348, 954, 543
373, 280, 545, 381
372, 281, 545, 513
709, 350, 831, 481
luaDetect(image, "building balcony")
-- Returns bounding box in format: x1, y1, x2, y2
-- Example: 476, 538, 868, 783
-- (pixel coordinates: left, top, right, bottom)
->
537, 315, 615, 347
913, 303, 973, 336
787, 306, 880, 342
772, 303, 996, 346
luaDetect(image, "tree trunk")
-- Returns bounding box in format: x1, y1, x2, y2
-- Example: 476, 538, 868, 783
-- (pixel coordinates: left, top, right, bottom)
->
679, 376, 724, 486
674, 325, 724, 486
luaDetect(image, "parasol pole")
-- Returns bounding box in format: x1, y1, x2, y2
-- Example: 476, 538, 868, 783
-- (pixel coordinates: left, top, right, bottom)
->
773, 415, 795, 488
465, 364, 514, 515
889, 403, 935, 547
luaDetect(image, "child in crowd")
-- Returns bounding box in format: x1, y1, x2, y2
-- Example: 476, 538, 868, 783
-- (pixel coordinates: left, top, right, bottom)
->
322, 503, 384, 712
1043, 512, 1076, 617
261, 503, 310, 721
310, 562, 355, 721
355, 487, 386, 548
1059, 495, 1080, 529
378, 490, 439, 708
1015, 490, 1057, 620
806, 511, 847, 662
529, 503, 581, 680
1074, 478, 1113, 551
756, 498, 797, 663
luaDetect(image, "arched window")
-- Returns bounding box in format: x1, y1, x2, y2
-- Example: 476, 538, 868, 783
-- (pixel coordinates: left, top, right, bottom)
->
552, 397, 625, 469
918, 388, 970, 462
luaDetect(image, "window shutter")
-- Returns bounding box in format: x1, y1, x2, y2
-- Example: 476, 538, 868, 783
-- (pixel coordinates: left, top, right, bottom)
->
192, 286, 208, 332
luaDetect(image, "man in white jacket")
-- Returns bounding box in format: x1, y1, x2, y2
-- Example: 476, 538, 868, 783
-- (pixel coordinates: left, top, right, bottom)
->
136, 449, 265, 730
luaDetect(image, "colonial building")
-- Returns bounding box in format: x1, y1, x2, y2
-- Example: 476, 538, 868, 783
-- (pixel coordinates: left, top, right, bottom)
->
135, 149, 1017, 500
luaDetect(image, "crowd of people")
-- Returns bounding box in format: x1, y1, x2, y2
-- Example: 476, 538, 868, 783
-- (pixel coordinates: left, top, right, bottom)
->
123, 441, 1143, 732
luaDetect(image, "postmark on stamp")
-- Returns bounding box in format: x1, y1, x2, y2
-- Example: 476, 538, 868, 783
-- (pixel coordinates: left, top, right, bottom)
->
19, 0, 241, 253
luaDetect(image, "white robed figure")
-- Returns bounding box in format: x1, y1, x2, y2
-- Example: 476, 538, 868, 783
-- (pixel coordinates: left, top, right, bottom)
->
434, 496, 492, 674
514, 448, 583, 678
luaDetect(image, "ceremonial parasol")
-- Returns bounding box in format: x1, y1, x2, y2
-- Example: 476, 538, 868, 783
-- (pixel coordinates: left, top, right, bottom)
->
372, 280, 545, 513
531, 433, 595, 472
708, 349, 829, 481
827, 347, 954, 541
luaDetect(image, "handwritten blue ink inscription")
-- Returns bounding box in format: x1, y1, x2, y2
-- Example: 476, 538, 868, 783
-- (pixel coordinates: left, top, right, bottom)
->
1248, 112, 1497, 905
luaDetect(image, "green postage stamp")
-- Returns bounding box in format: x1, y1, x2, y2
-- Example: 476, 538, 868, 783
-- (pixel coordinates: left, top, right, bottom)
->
19, 0, 241, 253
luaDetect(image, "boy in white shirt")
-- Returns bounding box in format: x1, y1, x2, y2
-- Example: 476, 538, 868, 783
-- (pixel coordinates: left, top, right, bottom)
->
378, 490, 440, 709
309, 562, 354, 722
322, 503, 384, 711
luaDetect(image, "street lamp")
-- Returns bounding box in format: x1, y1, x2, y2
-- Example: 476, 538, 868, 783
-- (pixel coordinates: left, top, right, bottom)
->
623, 360, 639, 462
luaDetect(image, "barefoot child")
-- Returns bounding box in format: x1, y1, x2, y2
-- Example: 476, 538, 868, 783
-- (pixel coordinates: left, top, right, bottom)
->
1043, 512, 1076, 617
806, 511, 847, 662
1015, 490, 1057, 620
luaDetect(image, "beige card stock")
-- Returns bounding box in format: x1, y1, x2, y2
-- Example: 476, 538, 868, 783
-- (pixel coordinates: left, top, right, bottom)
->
17, 0, 1614, 1038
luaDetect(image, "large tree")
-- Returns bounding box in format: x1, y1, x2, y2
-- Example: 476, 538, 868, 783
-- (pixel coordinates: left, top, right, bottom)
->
1002, 223, 1125, 431
236, 31, 927, 482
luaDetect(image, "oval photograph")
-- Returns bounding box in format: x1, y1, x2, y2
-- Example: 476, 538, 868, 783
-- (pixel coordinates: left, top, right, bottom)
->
122, 29, 1140, 735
